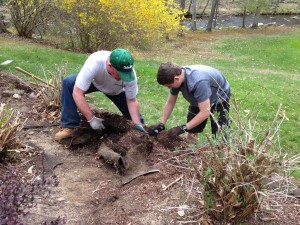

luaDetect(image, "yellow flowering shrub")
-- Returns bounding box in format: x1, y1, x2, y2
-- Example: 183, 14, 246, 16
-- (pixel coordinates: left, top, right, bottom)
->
55, 0, 184, 51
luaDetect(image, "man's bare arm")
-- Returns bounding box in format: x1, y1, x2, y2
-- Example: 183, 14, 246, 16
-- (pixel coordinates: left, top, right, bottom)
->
72, 85, 94, 121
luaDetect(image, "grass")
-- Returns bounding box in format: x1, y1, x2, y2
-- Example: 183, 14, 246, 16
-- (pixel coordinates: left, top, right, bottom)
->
0, 37, 87, 80
213, 30, 300, 154
0, 27, 299, 158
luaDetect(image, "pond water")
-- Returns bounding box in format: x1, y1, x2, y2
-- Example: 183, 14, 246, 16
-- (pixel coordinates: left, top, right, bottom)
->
183, 14, 300, 29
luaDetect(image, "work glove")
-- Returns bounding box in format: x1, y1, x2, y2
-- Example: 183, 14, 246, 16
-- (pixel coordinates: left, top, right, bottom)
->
88, 116, 105, 130
168, 124, 188, 137
148, 122, 165, 136
134, 123, 147, 133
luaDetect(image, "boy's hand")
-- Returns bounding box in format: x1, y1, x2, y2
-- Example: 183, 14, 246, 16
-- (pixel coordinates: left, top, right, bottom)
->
147, 122, 165, 136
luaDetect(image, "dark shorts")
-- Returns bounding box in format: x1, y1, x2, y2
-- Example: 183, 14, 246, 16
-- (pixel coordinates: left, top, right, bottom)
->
187, 98, 230, 135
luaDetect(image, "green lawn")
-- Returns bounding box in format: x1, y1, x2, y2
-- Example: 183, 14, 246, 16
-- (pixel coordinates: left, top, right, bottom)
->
0, 28, 299, 156
0, 37, 87, 77
213, 31, 300, 154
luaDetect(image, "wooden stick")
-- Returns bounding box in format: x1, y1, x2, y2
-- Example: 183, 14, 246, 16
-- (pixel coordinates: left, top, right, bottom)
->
29, 81, 49, 89
162, 175, 183, 191
15, 67, 55, 88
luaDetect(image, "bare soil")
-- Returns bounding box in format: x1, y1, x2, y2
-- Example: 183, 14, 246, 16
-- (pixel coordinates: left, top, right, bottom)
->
0, 71, 203, 225
1, 51, 300, 224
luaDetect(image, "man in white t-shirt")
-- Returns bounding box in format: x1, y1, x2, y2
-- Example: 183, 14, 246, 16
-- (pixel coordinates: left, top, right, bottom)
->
54, 48, 145, 141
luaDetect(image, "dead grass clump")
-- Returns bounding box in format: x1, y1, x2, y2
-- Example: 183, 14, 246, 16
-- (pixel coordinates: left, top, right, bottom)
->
39, 64, 67, 111
193, 103, 299, 224
0, 103, 23, 152
15, 64, 67, 121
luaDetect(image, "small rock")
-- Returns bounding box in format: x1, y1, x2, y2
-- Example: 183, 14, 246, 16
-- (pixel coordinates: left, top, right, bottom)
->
57, 197, 66, 202
258, 22, 264, 27
177, 210, 185, 217
13, 93, 21, 99
29, 92, 39, 99
289, 188, 300, 198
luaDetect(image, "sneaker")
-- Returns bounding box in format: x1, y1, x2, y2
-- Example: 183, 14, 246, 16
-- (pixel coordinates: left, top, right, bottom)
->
54, 128, 76, 141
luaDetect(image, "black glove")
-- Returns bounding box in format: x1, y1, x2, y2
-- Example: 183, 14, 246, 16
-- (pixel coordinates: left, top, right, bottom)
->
148, 122, 165, 136
168, 124, 188, 137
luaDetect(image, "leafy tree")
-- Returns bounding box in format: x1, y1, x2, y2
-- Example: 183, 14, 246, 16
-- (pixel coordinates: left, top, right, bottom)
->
8, 0, 54, 38
54, 0, 184, 51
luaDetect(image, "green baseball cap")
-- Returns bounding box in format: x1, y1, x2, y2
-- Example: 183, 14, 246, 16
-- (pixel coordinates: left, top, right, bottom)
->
110, 48, 135, 82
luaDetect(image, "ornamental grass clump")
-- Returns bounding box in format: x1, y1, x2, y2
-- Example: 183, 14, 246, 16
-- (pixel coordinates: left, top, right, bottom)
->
193, 102, 300, 224
0, 103, 23, 152
39, 63, 66, 112
16, 64, 66, 119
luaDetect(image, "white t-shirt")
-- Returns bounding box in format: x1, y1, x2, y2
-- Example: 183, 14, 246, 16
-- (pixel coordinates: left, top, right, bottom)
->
75, 51, 138, 99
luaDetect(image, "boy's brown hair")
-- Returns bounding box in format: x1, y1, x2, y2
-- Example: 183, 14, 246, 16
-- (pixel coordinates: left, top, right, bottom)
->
157, 62, 181, 85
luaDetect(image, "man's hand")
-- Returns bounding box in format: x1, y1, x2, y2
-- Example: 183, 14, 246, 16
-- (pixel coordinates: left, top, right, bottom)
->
148, 122, 165, 136
134, 123, 147, 133
88, 116, 105, 130
168, 124, 187, 137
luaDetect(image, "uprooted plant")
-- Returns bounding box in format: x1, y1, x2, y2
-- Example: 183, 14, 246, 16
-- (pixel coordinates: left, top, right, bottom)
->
0, 103, 23, 153
192, 101, 300, 224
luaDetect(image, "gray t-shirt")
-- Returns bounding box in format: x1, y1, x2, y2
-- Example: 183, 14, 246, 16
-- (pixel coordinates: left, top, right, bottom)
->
75, 51, 138, 99
170, 65, 230, 106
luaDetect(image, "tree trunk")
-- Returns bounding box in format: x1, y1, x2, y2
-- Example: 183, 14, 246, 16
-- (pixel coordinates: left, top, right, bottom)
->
191, 0, 197, 31
180, 0, 186, 10
251, 6, 261, 29
242, 7, 246, 28
187, 0, 192, 14
0, 16, 9, 33
206, 0, 217, 32
179, 0, 186, 22
213, 0, 219, 28
274, 0, 280, 11
200, 0, 210, 17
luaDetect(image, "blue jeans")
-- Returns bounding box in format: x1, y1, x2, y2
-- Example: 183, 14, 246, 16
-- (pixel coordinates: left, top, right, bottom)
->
61, 74, 144, 128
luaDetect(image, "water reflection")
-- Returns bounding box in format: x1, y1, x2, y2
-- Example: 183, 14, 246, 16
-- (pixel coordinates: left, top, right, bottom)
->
183, 14, 300, 29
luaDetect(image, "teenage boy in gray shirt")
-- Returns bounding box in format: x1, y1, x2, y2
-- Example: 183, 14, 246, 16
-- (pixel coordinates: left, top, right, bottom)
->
148, 62, 231, 142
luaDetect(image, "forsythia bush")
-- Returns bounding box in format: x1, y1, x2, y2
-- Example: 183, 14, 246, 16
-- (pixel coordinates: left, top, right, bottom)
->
55, 0, 184, 51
